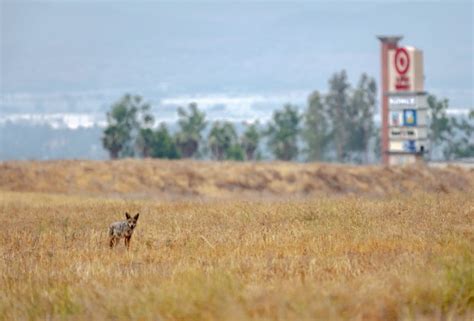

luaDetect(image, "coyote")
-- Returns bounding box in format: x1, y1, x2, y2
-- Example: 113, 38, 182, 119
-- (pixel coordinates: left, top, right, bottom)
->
109, 212, 140, 249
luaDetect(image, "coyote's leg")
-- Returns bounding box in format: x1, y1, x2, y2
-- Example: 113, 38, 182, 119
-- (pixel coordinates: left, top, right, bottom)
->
109, 236, 117, 248
125, 236, 131, 250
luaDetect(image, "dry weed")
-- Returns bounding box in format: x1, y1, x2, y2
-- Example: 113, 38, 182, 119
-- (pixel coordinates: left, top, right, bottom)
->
0, 190, 473, 320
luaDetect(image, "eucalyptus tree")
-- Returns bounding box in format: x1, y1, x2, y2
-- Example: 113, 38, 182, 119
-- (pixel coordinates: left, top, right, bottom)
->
102, 94, 153, 159
348, 73, 377, 163
325, 70, 351, 162
302, 90, 330, 161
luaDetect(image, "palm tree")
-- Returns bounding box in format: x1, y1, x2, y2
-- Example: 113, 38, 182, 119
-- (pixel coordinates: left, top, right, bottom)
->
241, 122, 261, 160
175, 103, 207, 158
208, 121, 239, 160
266, 104, 301, 161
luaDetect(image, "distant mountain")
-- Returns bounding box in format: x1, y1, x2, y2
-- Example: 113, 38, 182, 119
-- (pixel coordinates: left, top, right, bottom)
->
0, 90, 311, 125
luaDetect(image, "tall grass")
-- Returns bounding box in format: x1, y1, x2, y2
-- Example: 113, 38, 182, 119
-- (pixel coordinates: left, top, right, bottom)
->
1, 160, 472, 198
0, 190, 472, 320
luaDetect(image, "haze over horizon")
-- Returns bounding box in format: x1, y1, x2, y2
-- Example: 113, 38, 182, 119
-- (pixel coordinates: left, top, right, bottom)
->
1, 0, 473, 124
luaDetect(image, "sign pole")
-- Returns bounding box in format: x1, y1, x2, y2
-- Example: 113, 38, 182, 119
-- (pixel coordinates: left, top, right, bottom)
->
378, 36, 427, 166
377, 35, 402, 165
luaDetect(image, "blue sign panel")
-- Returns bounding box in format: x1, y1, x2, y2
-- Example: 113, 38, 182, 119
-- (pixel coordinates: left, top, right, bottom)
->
403, 140, 416, 153
403, 109, 417, 126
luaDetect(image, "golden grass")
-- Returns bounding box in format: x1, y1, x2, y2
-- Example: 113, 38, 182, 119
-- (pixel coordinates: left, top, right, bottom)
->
0, 160, 473, 199
1, 190, 473, 320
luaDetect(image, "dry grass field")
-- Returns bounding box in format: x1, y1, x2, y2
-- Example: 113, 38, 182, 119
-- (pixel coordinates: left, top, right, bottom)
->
0, 161, 473, 321
1, 159, 473, 199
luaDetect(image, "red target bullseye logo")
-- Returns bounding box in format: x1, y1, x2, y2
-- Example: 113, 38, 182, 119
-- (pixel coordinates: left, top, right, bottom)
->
394, 47, 410, 75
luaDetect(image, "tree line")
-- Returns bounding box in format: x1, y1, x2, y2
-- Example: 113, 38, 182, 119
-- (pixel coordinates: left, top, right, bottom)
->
427, 96, 474, 160
102, 70, 473, 162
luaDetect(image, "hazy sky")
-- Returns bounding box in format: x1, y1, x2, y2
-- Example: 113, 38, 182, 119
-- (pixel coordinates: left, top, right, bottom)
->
1, 0, 473, 109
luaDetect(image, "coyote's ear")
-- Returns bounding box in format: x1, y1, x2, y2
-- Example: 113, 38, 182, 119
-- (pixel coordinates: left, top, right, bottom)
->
125, 212, 131, 219
134, 213, 140, 220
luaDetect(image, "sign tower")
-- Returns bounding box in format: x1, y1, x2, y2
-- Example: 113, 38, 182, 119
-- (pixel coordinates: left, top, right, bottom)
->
377, 36, 428, 165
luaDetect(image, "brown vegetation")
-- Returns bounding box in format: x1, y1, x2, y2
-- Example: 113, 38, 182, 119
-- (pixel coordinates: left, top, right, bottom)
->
0, 159, 473, 199
0, 160, 473, 320
0, 191, 473, 320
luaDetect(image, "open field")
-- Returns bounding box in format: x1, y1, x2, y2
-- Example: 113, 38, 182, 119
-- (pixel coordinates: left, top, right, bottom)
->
0, 160, 473, 199
0, 161, 473, 320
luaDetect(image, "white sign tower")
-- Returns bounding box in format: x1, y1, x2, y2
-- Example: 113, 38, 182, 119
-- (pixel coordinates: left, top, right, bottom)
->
386, 45, 428, 165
